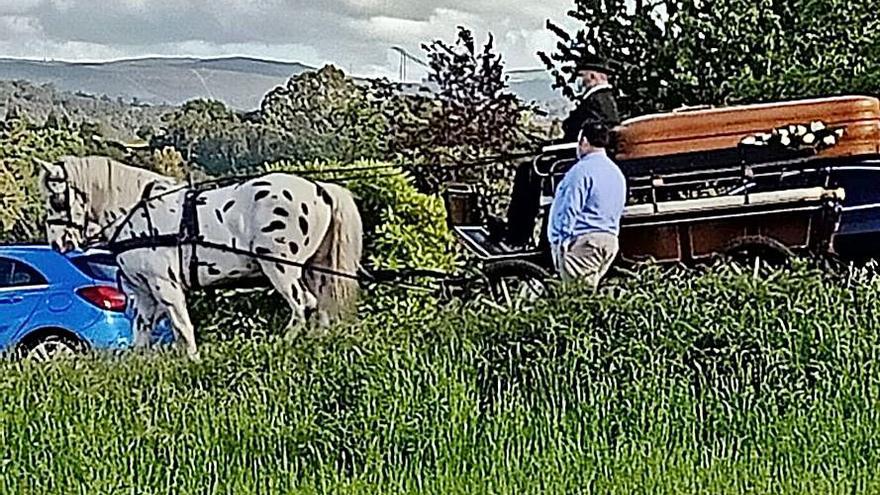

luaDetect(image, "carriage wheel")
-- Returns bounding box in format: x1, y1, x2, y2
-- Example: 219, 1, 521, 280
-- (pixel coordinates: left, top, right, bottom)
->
723, 236, 793, 275
478, 260, 550, 311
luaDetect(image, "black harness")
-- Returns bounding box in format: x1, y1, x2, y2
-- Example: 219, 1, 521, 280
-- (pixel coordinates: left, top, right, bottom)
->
98, 179, 206, 290
59, 173, 376, 293
181, 189, 202, 290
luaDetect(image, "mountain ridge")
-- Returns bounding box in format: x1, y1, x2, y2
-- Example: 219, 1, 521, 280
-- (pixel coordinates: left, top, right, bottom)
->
0, 55, 568, 114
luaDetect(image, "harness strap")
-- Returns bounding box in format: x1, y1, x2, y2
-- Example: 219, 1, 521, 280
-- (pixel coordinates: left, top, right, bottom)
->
106, 234, 181, 254
142, 181, 158, 239
107, 181, 156, 246
181, 189, 202, 290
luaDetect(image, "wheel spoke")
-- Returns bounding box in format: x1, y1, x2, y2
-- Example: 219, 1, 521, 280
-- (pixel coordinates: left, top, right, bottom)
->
517, 283, 529, 305
479, 261, 550, 311
33, 344, 49, 362
27, 339, 76, 362
500, 280, 513, 308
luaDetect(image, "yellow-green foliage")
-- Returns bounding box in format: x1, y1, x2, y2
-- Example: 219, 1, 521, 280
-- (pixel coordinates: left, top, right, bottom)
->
0, 119, 88, 241
149, 146, 188, 181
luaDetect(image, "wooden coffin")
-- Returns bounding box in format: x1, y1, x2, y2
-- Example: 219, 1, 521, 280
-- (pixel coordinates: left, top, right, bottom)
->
615, 95, 880, 160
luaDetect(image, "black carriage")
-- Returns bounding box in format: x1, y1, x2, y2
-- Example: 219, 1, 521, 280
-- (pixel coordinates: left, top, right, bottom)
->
442, 139, 850, 299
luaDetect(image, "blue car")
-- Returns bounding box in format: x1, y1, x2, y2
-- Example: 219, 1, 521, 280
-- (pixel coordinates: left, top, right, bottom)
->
0, 245, 173, 361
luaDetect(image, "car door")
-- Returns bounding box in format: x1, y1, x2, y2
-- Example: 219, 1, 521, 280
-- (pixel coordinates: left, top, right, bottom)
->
0, 257, 48, 337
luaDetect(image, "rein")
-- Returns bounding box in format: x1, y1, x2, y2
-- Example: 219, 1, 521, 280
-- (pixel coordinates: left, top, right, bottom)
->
63, 167, 455, 293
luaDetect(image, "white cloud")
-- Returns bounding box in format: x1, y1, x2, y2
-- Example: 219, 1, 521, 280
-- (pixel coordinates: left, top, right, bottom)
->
0, 0, 576, 77
0, 15, 40, 39
0, 0, 43, 15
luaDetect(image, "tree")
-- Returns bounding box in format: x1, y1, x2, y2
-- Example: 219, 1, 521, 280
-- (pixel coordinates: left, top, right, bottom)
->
540, 0, 880, 119
149, 146, 188, 181
261, 65, 390, 164
260, 29, 545, 198
380, 27, 545, 196
421, 27, 538, 154
150, 99, 297, 175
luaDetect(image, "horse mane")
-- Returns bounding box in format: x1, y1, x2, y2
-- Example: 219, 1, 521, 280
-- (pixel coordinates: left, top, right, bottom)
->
60, 155, 180, 222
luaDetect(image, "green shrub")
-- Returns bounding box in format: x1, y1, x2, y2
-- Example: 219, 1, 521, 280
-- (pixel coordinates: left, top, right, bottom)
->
4, 262, 880, 493
264, 159, 456, 271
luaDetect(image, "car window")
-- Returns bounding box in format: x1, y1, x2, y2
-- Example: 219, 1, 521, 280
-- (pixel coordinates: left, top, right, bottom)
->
0, 257, 48, 288
70, 254, 118, 282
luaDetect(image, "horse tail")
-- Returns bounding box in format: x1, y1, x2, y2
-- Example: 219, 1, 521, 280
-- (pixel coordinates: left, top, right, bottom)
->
306, 182, 363, 324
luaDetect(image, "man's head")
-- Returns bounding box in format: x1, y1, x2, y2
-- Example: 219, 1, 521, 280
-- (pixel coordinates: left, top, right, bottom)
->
577, 120, 611, 159
576, 69, 609, 91
574, 57, 614, 91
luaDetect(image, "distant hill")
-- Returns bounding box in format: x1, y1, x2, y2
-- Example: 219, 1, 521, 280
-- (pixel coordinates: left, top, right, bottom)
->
506, 70, 572, 117
0, 56, 569, 116
0, 57, 314, 111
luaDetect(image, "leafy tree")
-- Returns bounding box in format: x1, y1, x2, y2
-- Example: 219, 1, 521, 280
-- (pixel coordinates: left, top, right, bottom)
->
417, 27, 540, 160
149, 146, 188, 181
261, 65, 390, 164
540, 0, 880, 118
0, 80, 171, 142
150, 99, 297, 175
260, 29, 545, 202
377, 27, 546, 205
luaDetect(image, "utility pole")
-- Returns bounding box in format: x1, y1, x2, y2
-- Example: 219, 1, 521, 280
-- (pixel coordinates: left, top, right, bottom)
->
390, 46, 428, 82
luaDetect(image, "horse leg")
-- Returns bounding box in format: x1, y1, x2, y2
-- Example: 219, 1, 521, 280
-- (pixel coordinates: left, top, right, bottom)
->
151, 281, 200, 360
123, 279, 158, 349
258, 260, 315, 331
305, 272, 333, 328
132, 294, 158, 349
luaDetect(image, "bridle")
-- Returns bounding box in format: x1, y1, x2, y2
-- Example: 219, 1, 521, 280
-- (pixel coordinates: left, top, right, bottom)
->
44, 164, 90, 234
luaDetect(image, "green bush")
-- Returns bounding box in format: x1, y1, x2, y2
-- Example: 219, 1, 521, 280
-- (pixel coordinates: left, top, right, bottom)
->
4, 262, 880, 493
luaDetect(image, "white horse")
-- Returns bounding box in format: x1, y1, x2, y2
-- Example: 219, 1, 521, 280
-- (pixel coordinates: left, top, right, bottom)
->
37, 156, 363, 359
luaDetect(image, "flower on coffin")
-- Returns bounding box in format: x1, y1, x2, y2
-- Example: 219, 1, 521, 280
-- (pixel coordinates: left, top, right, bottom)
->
739, 120, 846, 152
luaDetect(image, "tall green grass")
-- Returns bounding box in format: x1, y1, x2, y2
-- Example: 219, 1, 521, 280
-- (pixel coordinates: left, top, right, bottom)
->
3, 261, 880, 494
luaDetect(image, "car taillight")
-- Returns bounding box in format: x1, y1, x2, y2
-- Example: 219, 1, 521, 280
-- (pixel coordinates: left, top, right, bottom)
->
76, 286, 126, 313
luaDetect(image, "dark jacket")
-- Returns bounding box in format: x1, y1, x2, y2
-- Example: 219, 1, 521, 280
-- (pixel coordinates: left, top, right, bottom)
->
561, 84, 620, 142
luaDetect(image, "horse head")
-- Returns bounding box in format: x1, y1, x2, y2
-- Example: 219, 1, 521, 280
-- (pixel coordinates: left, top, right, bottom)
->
35, 157, 89, 252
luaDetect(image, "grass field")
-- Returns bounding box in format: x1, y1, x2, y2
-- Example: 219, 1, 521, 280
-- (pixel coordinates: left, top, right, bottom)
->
2, 261, 880, 494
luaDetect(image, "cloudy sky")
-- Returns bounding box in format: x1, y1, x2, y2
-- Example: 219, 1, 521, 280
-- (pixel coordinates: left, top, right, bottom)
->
0, 0, 577, 79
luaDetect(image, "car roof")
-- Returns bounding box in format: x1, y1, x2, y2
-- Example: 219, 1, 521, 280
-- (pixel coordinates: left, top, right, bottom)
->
0, 244, 115, 283
0, 244, 112, 257
0, 244, 57, 254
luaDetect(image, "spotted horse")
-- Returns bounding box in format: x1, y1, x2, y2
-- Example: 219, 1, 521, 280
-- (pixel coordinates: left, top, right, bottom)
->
37, 156, 363, 360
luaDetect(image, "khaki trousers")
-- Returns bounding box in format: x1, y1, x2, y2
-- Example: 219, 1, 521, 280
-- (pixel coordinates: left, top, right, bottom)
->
551, 232, 619, 289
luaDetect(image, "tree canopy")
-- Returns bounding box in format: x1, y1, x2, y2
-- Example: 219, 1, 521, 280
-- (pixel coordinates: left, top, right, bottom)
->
540, 0, 880, 119
148, 99, 299, 175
